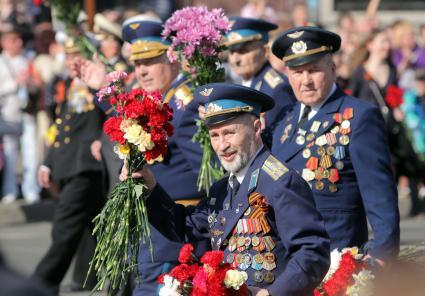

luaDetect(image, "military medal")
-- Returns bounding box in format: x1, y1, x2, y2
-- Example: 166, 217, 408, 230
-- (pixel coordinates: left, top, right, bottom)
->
236, 253, 244, 265
310, 121, 321, 133
322, 169, 330, 179
320, 155, 332, 169
330, 125, 340, 134
243, 253, 253, 265
326, 146, 336, 156
228, 236, 237, 252
254, 271, 264, 283
322, 121, 329, 128
263, 252, 276, 271
339, 135, 350, 145
220, 216, 226, 226
280, 124, 292, 144
317, 146, 326, 156
302, 168, 315, 182
329, 184, 338, 192
306, 157, 319, 171
208, 211, 217, 228
226, 253, 235, 264
302, 148, 311, 158
263, 271, 275, 283
315, 181, 325, 191
306, 133, 315, 142
296, 135, 305, 145
335, 161, 344, 170
251, 235, 260, 247
252, 253, 264, 271
223, 203, 230, 211
328, 169, 339, 192
315, 134, 327, 146
325, 133, 337, 145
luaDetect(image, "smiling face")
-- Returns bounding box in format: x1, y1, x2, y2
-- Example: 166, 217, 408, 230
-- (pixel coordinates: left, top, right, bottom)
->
208, 114, 262, 173
367, 31, 391, 61
133, 53, 178, 93
228, 40, 268, 81
287, 54, 336, 106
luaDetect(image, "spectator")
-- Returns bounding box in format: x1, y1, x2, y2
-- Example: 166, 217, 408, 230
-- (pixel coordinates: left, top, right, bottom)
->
240, 0, 278, 24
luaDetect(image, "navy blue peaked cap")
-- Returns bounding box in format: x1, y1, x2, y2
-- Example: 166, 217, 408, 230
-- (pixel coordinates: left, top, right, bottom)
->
195, 83, 275, 126
224, 17, 277, 48
272, 26, 341, 67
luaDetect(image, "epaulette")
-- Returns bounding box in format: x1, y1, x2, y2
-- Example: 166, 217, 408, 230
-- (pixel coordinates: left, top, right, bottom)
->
261, 155, 288, 181
264, 69, 283, 89
174, 82, 193, 106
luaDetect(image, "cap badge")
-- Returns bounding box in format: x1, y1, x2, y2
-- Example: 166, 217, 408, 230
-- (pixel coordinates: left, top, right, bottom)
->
129, 23, 140, 30
207, 103, 223, 113
228, 32, 242, 42
291, 41, 307, 54
200, 88, 213, 97
287, 31, 304, 39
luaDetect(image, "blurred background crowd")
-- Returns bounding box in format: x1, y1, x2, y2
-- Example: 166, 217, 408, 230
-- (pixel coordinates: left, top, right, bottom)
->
0, 0, 424, 216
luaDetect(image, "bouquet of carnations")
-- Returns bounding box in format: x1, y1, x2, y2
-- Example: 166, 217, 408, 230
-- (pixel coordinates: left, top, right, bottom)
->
88, 71, 174, 291
314, 248, 375, 296
162, 6, 231, 194
158, 244, 249, 296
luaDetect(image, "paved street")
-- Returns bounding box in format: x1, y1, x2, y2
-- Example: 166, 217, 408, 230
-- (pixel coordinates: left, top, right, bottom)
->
0, 205, 424, 295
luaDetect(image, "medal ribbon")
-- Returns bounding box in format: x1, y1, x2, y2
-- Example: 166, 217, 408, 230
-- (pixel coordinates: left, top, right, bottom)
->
334, 146, 345, 160
320, 155, 332, 169
306, 156, 319, 170
328, 168, 340, 183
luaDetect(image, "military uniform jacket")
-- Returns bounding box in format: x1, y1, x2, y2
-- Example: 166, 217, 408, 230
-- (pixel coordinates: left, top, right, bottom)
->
44, 78, 105, 180
147, 147, 330, 295
150, 75, 206, 201
272, 87, 400, 260
250, 62, 296, 146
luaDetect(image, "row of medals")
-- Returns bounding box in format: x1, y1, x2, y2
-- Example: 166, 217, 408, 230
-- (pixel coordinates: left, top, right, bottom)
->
296, 118, 352, 192
225, 206, 277, 284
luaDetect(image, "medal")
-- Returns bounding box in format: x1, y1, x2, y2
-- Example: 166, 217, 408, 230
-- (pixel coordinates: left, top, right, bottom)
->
322, 121, 329, 128
254, 271, 264, 283
339, 135, 350, 145
302, 168, 316, 182
302, 148, 311, 158
226, 253, 235, 264
328, 169, 340, 183
296, 135, 305, 145
322, 169, 330, 179
331, 125, 340, 134
306, 133, 315, 142
329, 184, 338, 192
325, 133, 337, 145
251, 235, 260, 247
317, 146, 326, 156
236, 253, 244, 264
306, 157, 319, 171
315, 181, 325, 191
243, 253, 253, 265
320, 155, 332, 169
335, 160, 344, 170
310, 121, 321, 133
263, 271, 275, 284
326, 146, 336, 156
315, 134, 327, 146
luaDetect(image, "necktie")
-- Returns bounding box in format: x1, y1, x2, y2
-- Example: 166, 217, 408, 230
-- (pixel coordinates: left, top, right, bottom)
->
298, 105, 312, 128
229, 175, 240, 208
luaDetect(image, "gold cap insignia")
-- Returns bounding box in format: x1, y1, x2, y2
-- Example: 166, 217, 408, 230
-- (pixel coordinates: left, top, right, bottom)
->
287, 31, 304, 39
291, 41, 307, 54
200, 88, 213, 97
129, 23, 140, 30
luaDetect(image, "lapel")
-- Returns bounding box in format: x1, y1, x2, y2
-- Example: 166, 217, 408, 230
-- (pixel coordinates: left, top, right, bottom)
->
219, 147, 270, 241
250, 62, 270, 90
281, 87, 346, 162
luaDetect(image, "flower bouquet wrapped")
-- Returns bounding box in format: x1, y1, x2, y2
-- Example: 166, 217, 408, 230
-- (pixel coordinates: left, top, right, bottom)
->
162, 6, 231, 194
88, 71, 174, 291
314, 248, 375, 296
158, 244, 249, 296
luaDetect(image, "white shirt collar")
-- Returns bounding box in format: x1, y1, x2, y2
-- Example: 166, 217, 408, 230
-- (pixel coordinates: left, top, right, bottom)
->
229, 145, 263, 186
242, 79, 252, 87
298, 83, 337, 122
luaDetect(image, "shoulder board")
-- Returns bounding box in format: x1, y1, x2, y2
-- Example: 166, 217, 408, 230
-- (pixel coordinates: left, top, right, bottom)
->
264, 69, 283, 89
163, 87, 175, 104
261, 155, 288, 181
174, 83, 193, 106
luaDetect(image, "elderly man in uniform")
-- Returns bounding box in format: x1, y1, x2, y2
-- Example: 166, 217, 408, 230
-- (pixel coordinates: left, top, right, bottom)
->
224, 17, 296, 146
78, 19, 209, 295
33, 38, 105, 294
271, 27, 400, 263
125, 83, 330, 296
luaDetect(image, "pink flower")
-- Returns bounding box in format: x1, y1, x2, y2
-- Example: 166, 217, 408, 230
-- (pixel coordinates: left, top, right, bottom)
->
96, 85, 116, 102
192, 268, 208, 294
106, 71, 128, 83
167, 47, 177, 63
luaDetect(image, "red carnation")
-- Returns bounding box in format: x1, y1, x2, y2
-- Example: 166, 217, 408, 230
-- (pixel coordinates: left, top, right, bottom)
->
103, 117, 125, 144
322, 252, 358, 296
157, 273, 166, 284
179, 243, 195, 264
200, 251, 224, 268
385, 85, 404, 109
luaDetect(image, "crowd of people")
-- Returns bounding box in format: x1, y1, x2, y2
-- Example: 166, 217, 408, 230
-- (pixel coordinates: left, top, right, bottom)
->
0, 0, 424, 295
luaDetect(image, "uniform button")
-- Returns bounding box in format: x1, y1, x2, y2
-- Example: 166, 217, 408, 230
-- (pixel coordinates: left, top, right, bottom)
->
64, 137, 70, 144
54, 142, 60, 148
64, 125, 70, 132
65, 114, 71, 120
55, 118, 62, 124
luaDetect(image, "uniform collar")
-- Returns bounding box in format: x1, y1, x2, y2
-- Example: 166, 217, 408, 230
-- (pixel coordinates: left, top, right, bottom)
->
229, 144, 264, 186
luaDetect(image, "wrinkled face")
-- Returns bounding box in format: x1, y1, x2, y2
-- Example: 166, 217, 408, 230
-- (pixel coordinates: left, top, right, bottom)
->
287, 55, 336, 106
209, 115, 261, 173
367, 31, 391, 60
134, 54, 176, 93
65, 53, 80, 78
228, 41, 267, 81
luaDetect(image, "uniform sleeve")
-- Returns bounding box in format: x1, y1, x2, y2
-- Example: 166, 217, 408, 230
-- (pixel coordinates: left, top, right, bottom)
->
146, 184, 211, 243
268, 172, 330, 295
174, 98, 205, 174
349, 106, 400, 260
